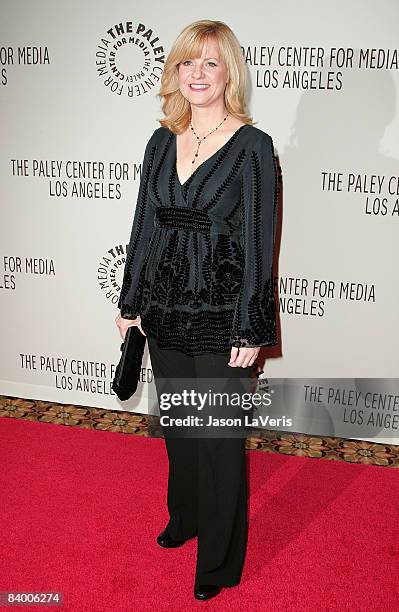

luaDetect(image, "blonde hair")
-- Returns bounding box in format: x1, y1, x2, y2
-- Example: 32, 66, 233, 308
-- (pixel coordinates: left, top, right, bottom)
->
157, 20, 255, 134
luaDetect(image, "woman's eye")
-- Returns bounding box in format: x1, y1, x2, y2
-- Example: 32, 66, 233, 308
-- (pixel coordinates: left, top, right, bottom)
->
181, 60, 217, 67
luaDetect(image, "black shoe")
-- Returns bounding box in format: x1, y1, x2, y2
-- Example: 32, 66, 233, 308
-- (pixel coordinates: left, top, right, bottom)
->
194, 585, 222, 601
156, 528, 196, 548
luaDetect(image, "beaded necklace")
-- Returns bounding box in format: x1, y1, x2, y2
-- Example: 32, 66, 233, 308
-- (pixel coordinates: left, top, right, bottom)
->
188, 111, 230, 165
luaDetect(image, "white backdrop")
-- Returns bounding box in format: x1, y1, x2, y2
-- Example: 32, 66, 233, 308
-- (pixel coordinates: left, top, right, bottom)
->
1, 0, 398, 443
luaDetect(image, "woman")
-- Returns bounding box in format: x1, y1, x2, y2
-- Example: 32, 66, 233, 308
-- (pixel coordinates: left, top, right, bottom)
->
115, 19, 279, 601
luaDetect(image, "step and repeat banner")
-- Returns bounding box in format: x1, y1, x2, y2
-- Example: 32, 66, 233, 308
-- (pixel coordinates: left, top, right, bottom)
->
1, 0, 398, 443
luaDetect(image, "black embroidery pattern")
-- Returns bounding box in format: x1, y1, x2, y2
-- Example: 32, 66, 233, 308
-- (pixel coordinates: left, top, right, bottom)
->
118, 126, 279, 354
230, 275, 277, 348
191, 129, 247, 208
118, 141, 157, 318
141, 307, 238, 355
138, 233, 245, 313
229, 138, 278, 349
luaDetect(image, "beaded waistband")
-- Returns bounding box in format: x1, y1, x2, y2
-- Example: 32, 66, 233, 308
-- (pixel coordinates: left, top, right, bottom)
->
154, 206, 234, 235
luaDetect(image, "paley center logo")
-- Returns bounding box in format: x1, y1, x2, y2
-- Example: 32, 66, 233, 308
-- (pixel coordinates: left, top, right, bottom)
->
98, 243, 130, 309
95, 21, 165, 97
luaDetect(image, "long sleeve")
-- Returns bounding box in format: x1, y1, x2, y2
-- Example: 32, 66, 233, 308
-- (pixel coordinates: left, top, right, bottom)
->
229, 132, 279, 348
118, 129, 158, 319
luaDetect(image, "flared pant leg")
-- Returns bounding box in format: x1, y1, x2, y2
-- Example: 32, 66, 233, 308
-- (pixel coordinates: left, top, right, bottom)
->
163, 435, 199, 540
147, 334, 253, 587
194, 436, 248, 587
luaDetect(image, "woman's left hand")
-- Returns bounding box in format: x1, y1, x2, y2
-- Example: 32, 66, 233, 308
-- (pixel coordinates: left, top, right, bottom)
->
228, 346, 259, 368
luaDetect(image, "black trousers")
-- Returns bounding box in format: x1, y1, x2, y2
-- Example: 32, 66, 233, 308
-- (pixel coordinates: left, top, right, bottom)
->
147, 334, 254, 588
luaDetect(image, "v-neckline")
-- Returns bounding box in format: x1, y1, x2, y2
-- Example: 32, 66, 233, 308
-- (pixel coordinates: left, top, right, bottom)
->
174, 124, 249, 188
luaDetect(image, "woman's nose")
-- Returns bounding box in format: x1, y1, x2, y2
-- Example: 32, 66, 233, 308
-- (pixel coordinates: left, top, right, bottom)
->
191, 63, 204, 78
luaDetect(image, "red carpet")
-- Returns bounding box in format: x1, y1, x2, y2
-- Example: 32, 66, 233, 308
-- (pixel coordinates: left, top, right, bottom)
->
0, 416, 398, 611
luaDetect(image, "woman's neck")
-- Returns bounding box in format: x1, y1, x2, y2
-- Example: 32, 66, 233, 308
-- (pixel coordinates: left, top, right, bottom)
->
189, 106, 229, 135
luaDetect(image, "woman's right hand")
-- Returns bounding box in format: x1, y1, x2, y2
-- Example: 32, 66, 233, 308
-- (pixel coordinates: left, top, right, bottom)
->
115, 312, 146, 341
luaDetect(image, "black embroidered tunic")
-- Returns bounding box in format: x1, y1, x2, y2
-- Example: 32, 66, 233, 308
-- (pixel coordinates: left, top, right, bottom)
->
118, 123, 279, 356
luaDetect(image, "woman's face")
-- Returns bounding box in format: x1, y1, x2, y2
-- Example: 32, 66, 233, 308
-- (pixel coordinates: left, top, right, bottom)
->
178, 36, 228, 109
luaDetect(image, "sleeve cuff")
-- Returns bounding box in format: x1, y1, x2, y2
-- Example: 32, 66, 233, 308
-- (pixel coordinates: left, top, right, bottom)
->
119, 304, 140, 320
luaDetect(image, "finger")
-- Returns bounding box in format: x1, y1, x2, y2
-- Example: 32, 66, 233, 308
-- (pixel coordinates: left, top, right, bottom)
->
234, 356, 246, 368
228, 346, 239, 365
248, 349, 260, 366
242, 352, 257, 368
233, 349, 256, 368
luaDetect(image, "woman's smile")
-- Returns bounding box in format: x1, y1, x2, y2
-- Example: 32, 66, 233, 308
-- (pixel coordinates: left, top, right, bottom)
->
189, 84, 210, 91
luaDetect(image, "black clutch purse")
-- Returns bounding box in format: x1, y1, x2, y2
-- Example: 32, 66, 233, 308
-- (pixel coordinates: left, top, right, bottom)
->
112, 325, 147, 401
